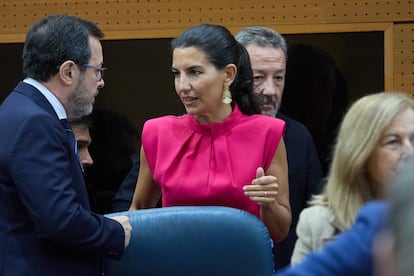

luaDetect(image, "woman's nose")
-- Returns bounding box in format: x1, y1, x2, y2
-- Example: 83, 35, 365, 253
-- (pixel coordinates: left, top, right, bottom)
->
176, 75, 190, 92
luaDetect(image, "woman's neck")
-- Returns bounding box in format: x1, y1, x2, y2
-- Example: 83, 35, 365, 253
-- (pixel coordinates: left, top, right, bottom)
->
194, 104, 233, 124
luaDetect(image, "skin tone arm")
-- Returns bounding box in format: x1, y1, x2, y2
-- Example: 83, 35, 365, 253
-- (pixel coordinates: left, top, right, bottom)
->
243, 138, 291, 242
130, 139, 291, 243
129, 146, 161, 210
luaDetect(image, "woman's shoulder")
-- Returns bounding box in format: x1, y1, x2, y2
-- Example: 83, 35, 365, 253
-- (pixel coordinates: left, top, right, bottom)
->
144, 114, 188, 129
299, 205, 335, 222
297, 205, 337, 242
239, 114, 286, 133
249, 114, 285, 125
145, 114, 186, 123
142, 115, 190, 143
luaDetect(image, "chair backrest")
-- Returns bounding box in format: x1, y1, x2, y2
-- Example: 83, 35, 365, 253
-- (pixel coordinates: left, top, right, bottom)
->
104, 206, 274, 276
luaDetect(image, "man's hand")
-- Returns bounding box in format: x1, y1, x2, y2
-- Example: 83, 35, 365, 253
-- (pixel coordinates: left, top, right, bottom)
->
110, 215, 132, 248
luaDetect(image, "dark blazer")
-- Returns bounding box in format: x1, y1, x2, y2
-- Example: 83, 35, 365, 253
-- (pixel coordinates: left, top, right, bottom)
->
274, 113, 324, 270
276, 201, 389, 276
0, 82, 125, 276
112, 158, 141, 212
112, 158, 163, 211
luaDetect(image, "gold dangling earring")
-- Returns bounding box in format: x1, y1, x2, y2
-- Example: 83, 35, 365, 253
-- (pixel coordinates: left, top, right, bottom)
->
222, 86, 232, 104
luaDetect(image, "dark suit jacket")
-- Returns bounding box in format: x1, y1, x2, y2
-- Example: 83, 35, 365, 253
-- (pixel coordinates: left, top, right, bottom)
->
274, 113, 324, 270
0, 82, 125, 276
276, 201, 389, 276
112, 158, 141, 212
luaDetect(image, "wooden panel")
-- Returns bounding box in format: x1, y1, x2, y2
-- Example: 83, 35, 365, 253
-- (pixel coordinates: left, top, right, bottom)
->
0, 0, 413, 42
393, 23, 414, 96
0, 0, 324, 41
384, 22, 394, 91
0, 0, 410, 95
324, 0, 414, 23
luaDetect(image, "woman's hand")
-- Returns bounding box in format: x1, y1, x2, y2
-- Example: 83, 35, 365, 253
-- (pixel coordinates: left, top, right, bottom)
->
243, 167, 279, 206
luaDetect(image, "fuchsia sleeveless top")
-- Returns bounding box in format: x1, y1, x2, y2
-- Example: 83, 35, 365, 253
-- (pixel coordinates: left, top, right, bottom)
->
142, 105, 285, 217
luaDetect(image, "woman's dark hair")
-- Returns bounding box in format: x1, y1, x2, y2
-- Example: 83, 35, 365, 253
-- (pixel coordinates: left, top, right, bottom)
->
171, 24, 260, 115
22, 14, 104, 82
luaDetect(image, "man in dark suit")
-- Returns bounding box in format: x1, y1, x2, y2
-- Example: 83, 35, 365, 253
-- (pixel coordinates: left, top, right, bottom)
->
235, 26, 324, 270
0, 14, 131, 275
113, 158, 142, 211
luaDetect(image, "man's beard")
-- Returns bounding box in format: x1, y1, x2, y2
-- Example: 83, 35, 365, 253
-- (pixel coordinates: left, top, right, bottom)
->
258, 95, 279, 117
66, 77, 95, 121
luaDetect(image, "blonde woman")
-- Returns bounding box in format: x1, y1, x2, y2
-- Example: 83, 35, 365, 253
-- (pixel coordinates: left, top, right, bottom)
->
291, 92, 414, 264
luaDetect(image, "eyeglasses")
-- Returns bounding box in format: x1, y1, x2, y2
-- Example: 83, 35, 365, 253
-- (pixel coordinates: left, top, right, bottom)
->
82, 64, 106, 81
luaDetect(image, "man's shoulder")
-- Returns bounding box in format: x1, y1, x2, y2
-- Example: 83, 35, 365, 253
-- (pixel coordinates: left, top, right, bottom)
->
276, 113, 310, 135
357, 201, 389, 226
276, 113, 315, 147
360, 200, 388, 213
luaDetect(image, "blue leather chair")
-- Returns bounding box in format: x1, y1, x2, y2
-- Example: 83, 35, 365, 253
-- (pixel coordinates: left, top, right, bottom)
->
104, 206, 274, 276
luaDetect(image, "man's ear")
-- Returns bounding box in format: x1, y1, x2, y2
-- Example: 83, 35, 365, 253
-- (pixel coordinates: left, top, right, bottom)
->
224, 63, 237, 87
58, 60, 79, 85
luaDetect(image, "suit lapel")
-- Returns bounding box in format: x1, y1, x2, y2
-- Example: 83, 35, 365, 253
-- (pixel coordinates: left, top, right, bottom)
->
14, 81, 95, 210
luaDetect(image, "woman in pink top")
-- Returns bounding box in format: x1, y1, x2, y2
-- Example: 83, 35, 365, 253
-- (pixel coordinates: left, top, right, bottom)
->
130, 24, 291, 242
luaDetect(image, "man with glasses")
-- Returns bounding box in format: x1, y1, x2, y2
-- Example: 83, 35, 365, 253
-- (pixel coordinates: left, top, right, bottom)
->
83, 63, 106, 81
0, 14, 131, 275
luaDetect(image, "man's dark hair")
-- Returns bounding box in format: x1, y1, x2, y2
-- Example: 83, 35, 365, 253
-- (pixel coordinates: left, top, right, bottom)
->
69, 115, 93, 129
22, 14, 104, 82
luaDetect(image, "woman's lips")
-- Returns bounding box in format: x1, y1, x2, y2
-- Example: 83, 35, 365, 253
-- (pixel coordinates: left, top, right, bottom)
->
182, 96, 198, 106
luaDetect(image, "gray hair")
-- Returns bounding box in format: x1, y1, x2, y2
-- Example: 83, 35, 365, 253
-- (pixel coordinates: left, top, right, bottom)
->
235, 26, 287, 58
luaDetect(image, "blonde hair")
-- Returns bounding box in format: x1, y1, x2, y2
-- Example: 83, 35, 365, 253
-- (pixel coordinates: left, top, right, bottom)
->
311, 92, 414, 230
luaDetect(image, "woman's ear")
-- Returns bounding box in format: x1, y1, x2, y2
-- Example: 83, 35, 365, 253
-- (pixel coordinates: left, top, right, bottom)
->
58, 60, 79, 85
224, 63, 237, 87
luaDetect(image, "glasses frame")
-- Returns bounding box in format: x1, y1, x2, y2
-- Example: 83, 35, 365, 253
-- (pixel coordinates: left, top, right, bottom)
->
82, 64, 107, 81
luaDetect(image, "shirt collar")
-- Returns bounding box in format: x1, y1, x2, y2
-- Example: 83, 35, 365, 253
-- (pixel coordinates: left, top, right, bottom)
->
23, 78, 67, 120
